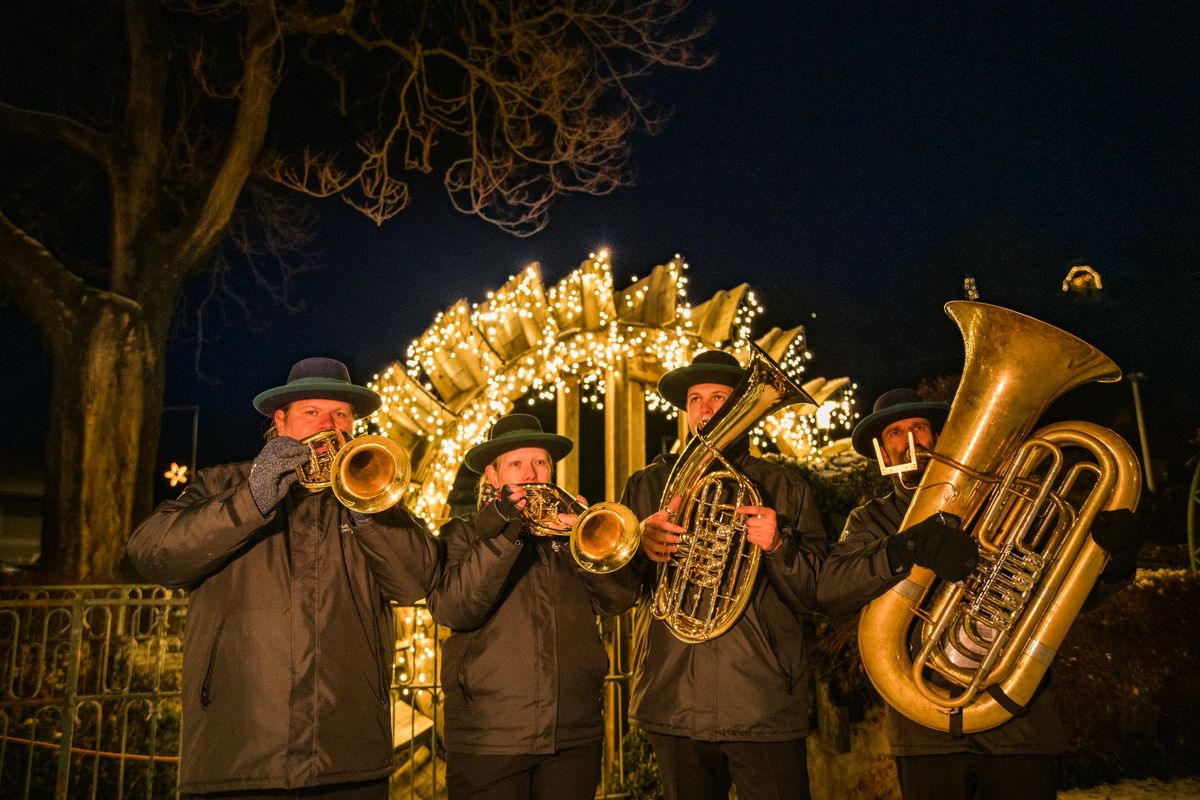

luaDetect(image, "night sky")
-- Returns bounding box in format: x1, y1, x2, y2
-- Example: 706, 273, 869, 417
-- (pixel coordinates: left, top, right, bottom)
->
5, 3, 1198, 502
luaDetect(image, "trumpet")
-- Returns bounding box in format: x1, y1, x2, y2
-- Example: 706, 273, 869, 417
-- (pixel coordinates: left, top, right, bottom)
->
487, 483, 641, 574
280, 428, 412, 513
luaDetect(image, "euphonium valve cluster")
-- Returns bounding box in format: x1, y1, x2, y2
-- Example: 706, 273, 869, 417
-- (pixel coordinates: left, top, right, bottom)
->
857, 301, 1142, 734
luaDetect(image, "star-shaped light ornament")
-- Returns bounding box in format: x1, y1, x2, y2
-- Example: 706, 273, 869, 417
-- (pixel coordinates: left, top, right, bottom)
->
164, 462, 189, 487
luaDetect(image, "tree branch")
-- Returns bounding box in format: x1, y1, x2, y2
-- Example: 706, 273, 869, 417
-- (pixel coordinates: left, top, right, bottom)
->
178, 0, 282, 270
0, 212, 88, 353
0, 101, 108, 165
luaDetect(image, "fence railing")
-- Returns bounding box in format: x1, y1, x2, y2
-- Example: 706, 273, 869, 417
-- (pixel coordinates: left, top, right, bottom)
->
0, 585, 634, 800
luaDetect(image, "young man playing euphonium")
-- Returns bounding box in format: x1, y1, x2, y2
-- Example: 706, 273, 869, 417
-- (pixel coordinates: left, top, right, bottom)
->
620, 350, 828, 800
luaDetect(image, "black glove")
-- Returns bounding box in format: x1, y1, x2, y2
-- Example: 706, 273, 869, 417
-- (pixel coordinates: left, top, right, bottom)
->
886, 512, 979, 582
1091, 507, 1142, 582
492, 485, 525, 542
493, 485, 524, 521
249, 436, 310, 516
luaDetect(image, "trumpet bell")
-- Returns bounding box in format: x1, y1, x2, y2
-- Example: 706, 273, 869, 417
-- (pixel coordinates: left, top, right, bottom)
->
331, 435, 412, 514
571, 502, 643, 574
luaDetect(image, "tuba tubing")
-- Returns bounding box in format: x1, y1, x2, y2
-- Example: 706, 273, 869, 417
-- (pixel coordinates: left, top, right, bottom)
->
857, 301, 1141, 733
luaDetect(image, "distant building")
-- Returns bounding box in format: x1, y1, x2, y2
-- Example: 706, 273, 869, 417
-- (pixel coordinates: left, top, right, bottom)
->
0, 456, 42, 567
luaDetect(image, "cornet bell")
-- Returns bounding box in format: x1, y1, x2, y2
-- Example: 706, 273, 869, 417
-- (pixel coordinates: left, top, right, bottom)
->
508, 483, 642, 574
331, 435, 412, 514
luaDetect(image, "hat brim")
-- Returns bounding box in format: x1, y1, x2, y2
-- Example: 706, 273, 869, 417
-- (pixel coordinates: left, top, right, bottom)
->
464, 430, 574, 473
851, 402, 950, 457
657, 364, 744, 410
253, 378, 382, 417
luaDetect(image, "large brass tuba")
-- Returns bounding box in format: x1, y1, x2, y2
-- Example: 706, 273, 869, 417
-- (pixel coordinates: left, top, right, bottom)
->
652, 343, 816, 643
857, 301, 1142, 733
484, 483, 642, 574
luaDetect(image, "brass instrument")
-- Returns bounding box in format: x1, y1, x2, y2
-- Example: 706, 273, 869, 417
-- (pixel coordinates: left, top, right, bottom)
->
652, 343, 815, 643
490, 483, 642, 574
857, 301, 1142, 734
282, 428, 412, 513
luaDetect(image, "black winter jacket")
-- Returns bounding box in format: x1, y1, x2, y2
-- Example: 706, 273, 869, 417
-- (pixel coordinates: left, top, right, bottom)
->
127, 461, 441, 793
818, 485, 1067, 756
620, 453, 827, 742
428, 501, 639, 755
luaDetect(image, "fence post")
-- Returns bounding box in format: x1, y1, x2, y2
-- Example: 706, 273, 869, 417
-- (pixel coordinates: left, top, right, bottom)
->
54, 592, 85, 800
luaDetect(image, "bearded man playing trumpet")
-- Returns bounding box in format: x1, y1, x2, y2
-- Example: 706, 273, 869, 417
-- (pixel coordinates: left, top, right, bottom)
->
428, 413, 639, 800
818, 387, 1143, 800
128, 357, 440, 800
620, 350, 828, 800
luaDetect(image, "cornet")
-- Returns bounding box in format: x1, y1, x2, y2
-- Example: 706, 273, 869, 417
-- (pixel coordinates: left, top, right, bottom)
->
487, 483, 641, 574
274, 427, 412, 513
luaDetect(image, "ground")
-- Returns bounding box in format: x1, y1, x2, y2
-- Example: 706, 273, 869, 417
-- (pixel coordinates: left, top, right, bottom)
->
1060, 777, 1200, 799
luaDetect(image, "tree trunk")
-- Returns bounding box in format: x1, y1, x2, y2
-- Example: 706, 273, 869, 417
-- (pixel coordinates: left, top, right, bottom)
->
40, 290, 161, 582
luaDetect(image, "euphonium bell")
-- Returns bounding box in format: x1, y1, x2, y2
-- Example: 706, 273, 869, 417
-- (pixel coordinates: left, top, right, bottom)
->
499, 483, 642, 574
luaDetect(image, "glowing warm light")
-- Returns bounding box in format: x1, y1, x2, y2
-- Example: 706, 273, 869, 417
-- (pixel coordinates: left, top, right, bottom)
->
364, 252, 855, 523
164, 462, 189, 487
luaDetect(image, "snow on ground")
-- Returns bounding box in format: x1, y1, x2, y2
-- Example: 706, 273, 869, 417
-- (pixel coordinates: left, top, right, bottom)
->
1059, 776, 1200, 799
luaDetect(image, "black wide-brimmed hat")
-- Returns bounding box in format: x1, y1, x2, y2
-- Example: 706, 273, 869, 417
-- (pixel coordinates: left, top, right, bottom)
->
851, 388, 950, 457
657, 350, 745, 410
252, 357, 382, 417
464, 413, 574, 474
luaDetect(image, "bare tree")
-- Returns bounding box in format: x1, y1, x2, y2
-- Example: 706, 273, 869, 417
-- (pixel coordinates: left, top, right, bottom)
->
0, 0, 710, 580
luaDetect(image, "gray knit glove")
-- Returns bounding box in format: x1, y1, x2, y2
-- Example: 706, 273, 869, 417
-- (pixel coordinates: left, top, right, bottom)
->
249, 436, 310, 516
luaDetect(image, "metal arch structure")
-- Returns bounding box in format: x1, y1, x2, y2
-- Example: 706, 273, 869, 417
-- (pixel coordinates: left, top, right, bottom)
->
365, 251, 854, 527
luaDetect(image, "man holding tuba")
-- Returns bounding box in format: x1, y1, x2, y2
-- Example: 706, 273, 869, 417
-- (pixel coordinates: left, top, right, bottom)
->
818, 387, 1143, 800
128, 357, 440, 799
427, 413, 639, 800
620, 350, 828, 800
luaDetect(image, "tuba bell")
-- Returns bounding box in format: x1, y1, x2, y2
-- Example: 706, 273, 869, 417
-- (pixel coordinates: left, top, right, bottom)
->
857, 301, 1142, 734
488, 483, 642, 574
275, 427, 412, 513
651, 343, 815, 643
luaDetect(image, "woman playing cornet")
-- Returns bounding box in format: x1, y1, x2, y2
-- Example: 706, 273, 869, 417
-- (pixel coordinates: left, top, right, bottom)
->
428, 413, 639, 800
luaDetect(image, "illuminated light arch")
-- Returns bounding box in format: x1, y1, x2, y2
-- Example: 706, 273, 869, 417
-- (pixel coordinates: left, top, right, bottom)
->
365, 251, 856, 526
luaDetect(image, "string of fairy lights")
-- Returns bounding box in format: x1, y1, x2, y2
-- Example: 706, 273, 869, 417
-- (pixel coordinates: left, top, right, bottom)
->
362, 250, 856, 526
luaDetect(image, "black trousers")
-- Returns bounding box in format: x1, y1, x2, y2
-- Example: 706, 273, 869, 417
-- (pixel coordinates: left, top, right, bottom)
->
895, 752, 1060, 800
646, 733, 810, 800
185, 778, 388, 800
445, 744, 602, 800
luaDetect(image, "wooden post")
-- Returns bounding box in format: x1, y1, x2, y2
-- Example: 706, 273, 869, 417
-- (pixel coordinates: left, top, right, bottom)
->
601, 358, 646, 788
556, 375, 581, 495
605, 359, 646, 502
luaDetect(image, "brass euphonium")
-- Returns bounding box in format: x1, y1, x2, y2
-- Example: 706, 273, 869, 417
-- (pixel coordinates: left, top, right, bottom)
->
487, 483, 642, 574
652, 343, 816, 643
273, 427, 412, 513
857, 301, 1142, 734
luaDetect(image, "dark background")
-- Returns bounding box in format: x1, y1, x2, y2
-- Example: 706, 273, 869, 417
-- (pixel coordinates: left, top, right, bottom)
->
4, 2, 1197, 524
